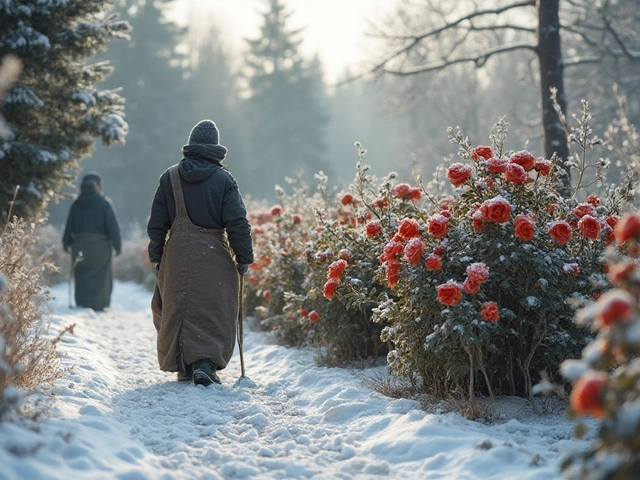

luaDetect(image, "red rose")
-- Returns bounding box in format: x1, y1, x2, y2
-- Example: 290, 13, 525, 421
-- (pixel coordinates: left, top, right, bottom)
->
481, 301, 499, 322
586, 195, 600, 206
440, 199, 454, 210
323, 278, 339, 300
341, 193, 355, 205
428, 214, 449, 238
327, 259, 347, 279
578, 215, 601, 240
292, 214, 303, 224
504, 163, 529, 184
398, 217, 421, 239
606, 216, 619, 229
485, 157, 508, 174
263, 290, 272, 301
570, 371, 607, 418
466, 262, 490, 284
510, 151, 536, 171
607, 260, 636, 285
383, 240, 404, 262
298, 307, 309, 317
562, 263, 580, 276
425, 254, 442, 271
386, 261, 402, 288
440, 210, 452, 219
409, 188, 422, 201
594, 289, 634, 329
393, 183, 412, 199
249, 276, 259, 285
514, 217, 535, 241
436, 281, 463, 306
572, 203, 596, 218
270, 205, 283, 216
434, 242, 447, 257
447, 163, 474, 187
548, 220, 572, 245
462, 278, 481, 294
614, 213, 640, 244
404, 238, 424, 265
480, 196, 511, 223
338, 249, 353, 261
372, 198, 387, 208
366, 220, 382, 238
471, 145, 494, 161
472, 210, 484, 233
534, 159, 552, 176
308, 310, 320, 322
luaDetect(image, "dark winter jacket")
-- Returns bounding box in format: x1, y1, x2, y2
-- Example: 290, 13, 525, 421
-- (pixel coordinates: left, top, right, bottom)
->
147, 144, 253, 265
62, 182, 122, 254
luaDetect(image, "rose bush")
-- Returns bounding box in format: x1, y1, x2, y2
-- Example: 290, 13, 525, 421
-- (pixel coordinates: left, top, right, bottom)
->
560, 214, 640, 479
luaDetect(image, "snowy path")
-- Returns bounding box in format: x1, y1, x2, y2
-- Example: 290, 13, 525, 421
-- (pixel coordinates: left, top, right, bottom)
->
0, 281, 592, 479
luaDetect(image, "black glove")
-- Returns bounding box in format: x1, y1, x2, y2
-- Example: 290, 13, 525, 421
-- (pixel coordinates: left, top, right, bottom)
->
155, 263, 160, 272
236, 263, 249, 275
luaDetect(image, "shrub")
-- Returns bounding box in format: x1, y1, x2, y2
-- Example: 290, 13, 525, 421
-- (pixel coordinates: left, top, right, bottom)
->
0, 216, 71, 420
370, 115, 631, 415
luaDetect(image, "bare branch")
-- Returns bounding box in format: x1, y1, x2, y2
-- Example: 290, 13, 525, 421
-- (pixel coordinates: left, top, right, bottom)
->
381, 43, 537, 76
370, 0, 536, 73
604, 16, 640, 59
562, 55, 603, 67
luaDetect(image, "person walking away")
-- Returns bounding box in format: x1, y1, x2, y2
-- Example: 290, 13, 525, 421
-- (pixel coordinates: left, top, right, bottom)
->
63, 173, 122, 311
147, 119, 253, 386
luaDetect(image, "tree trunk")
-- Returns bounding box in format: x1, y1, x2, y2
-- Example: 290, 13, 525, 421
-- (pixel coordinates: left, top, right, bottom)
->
537, 0, 570, 189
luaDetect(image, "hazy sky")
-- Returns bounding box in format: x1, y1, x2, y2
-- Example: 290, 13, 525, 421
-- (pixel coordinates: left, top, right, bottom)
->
170, 0, 394, 84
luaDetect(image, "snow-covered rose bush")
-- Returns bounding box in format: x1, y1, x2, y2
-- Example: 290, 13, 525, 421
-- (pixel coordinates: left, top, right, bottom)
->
560, 213, 640, 479
369, 121, 622, 413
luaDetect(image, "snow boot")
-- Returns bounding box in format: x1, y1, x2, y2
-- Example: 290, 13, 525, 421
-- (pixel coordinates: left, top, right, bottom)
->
177, 363, 193, 382
193, 359, 221, 386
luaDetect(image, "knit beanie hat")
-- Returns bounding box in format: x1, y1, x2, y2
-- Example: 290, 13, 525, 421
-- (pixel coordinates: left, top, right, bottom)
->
187, 120, 220, 145
80, 172, 101, 194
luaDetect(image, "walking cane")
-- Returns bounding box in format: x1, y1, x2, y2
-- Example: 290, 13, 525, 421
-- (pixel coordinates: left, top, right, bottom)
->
68, 250, 84, 308
234, 273, 255, 388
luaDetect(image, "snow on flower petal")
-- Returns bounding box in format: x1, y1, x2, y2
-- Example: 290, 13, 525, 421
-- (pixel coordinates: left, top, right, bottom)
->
481, 301, 499, 322
403, 238, 424, 265
436, 280, 463, 306
447, 163, 474, 187
466, 262, 490, 284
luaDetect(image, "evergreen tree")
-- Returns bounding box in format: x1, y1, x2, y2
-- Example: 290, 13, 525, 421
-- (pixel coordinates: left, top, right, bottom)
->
78, 0, 192, 224
243, 0, 331, 198
0, 0, 130, 225
189, 24, 248, 188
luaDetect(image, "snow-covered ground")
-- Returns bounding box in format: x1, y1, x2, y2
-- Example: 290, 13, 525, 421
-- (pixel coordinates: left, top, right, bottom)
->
0, 281, 595, 479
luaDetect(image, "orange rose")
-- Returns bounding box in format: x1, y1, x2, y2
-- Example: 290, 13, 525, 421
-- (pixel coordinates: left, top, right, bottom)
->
480, 197, 511, 223
425, 254, 442, 271
570, 371, 607, 418
481, 301, 499, 322
548, 220, 572, 245
436, 281, 463, 306
514, 217, 535, 241
471, 145, 494, 161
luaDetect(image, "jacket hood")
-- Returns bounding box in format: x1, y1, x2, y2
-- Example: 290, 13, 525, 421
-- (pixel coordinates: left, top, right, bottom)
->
179, 144, 228, 183
76, 181, 103, 208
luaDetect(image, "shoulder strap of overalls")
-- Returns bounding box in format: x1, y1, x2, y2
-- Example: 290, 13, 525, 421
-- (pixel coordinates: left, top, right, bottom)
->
168, 165, 187, 218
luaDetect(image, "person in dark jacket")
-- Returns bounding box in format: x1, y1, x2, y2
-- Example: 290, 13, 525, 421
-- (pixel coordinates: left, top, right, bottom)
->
63, 173, 122, 311
147, 119, 253, 386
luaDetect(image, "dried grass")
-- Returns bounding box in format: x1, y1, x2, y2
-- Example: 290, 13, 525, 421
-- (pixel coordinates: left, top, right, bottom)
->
0, 216, 72, 420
